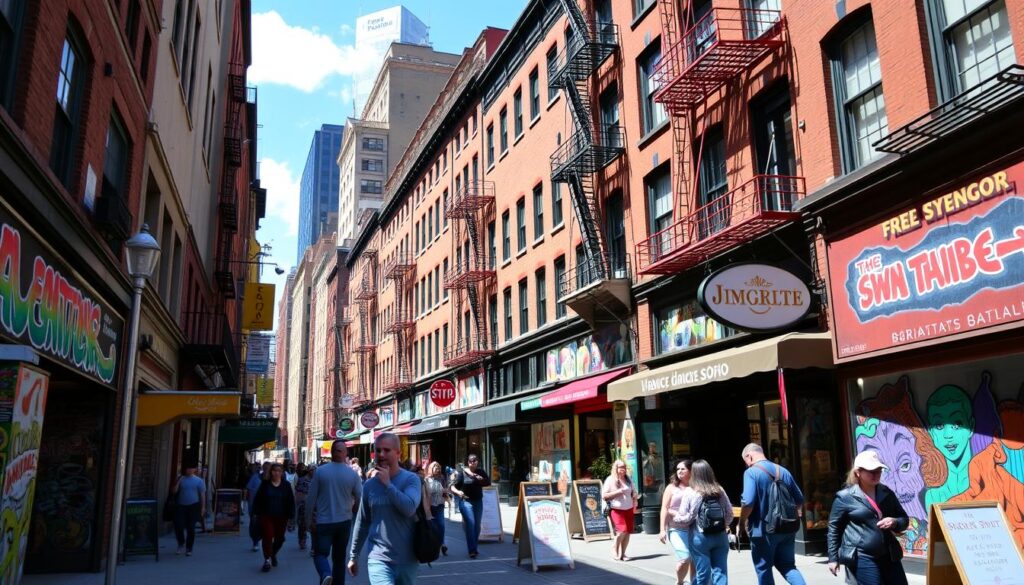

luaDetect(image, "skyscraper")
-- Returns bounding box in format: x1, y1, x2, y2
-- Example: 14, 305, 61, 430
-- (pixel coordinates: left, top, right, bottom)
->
353, 6, 431, 114
296, 124, 344, 262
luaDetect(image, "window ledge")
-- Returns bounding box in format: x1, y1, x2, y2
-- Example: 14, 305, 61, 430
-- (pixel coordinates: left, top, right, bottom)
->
550, 222, 565, 237
487, 162, 496, 173
630, 2, 658, 31
516, 248, 527, 259
502, 258, 512, 268
546, 94, 562, 111
513, 132, 525, 147
499, 149, 510, 162
529, 114, 542, 129
532, 235, 545, 248
637, 119, 670, 149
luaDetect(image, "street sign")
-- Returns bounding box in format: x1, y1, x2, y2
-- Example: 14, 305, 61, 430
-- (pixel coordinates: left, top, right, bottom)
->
359, 411, 379, 429
338, 417, 355, 433
430, 379, 457, 408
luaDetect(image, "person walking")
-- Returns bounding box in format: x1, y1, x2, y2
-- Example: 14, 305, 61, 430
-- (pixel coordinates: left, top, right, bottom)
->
295, 464, 313, 550
171, 463, 206, 556
424, 461, 448, 556
308, 440, 363, 585
739, 443, 808, 585
253, 463, 297, 572
674, 459, 734, 585
660, 459, 696, 585
827, 450, 910, 585
350, 457, 363, 479
246, 461, 270, 551
449, 454, 490, 558
602, 459, 639, 561
347, 432, 422, 585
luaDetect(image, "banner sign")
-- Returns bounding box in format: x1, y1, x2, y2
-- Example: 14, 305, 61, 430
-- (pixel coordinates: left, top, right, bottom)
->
255, 377, 274, 406
242, 282, 275, 331
827, 162, 1024, 360
0, 205, 124, 387
245, 334, 270, 374
697, 264, 811, 332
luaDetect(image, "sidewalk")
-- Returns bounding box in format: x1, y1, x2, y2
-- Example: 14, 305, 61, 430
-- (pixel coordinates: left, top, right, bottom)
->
23, 502, 926, 584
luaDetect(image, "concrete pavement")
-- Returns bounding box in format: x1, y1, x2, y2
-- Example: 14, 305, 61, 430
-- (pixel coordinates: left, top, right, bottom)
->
22, 502, 926, 584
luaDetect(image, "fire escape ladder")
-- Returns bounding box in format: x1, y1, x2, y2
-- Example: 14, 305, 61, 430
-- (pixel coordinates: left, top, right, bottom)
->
558, 0, 591, 46
658, 0, 680, 54
567, 172, 607, 278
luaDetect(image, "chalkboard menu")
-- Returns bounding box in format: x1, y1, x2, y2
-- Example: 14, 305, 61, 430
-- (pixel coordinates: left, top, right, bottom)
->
568, 480, 612, 541
928, 501, 1024, 585
514, 482, 553, 543
523, 482, 553, 497
213, 489, 242, 534
124, 499, 159, 559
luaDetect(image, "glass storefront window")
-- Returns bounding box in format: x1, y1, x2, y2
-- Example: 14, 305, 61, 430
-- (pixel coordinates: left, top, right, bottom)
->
655, 299, 737, 355
531, 420, 572, 497
795, 396, 839, 533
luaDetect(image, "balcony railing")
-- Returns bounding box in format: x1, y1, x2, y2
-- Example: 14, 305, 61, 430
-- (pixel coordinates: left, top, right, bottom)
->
550, 126, 625, 182
384, 308, 415, 334
557, 252, 631, 301
352, 333, 378, 354
548, 22, 620, 88
382, 369, 414, 393
383, 253, 415, 279
228, 61, 246, 103
181, 310, 239, 387
444, 256, 496, 289
637, 174, 805, 274
446, 181, 495, 217
443, 337, 495, 368
354, 276, 378, 300
653, 8, 784, 110
94, 193, 132, 242
224, 123, 243, 167
340, 306, 354, 325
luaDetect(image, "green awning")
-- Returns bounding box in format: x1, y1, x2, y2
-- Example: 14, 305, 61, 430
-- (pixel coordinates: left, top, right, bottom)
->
341, 429, 369, 441
218, 418, 278, 444
466, 394, 543, 430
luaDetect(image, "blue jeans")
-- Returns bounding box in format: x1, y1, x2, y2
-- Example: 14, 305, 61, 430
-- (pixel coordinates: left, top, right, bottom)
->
366, 559, 418, 585
849, 553, 909, 585
313, 520, 352, 584
430, 504, 446, 546
691, 530, 730, 585
750, 533, 807, 585
457, 497, 483, 554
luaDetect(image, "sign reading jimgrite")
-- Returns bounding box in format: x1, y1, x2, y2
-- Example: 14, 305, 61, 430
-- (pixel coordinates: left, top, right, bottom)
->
827, 161, 1024, 360
697, 264, 811, 332
0, 205, 124, 386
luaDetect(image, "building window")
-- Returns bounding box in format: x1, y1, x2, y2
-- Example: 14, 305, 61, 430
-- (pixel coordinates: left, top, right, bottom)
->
434, 266, 440, 306
360, 179, 383, 194
536, 268, 547, 327
634, 0, 656, 16
554, 255, 566, 318
502, 211, 511, 261
513, 88, 524, 137
518, 278, 529, 335
499, 107, 509, 153
532, 184, 544, 238
928, 0, 1015, 97
529, 67, 540, 120
51, 34, 86, 188
503, 287, 513, 341
600, 83, 622, 148
362, 158, 384, 172
488, 221, 497, 268
546, 45, 558, 101
646, 165, 673, 240
830, 20, 887, 172
489, 294, 498, 344
516, 198, 526, 251
442, 189, 449, 228
102, 110, 131, 203
486, 123, 495, 166
605, 191, 626, 276
443, 258, 449, 299
552, 182, 564, 227
697, 126, 728, 238
362, 137, 384, 151
638, 41, 667, 134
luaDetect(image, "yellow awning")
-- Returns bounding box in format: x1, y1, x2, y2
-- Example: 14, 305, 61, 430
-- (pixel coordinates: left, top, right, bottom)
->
608, 332, 834, 402
137, 391, 242, 426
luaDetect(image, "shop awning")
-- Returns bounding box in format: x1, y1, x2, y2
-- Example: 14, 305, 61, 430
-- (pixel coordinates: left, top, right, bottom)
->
523, 367, 631, 410
466, 393, 544, 430
341, 429, 368, 441
407, 413, 465, 435
392, 423, 415, 436
218, 418, 278, 444
137, 391, 241, 426
608, 332, 833, 402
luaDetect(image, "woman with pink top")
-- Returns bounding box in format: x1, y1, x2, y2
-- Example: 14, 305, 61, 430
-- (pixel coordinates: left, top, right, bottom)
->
660, 459, 696, 585
674, 459, 734, 585
602, 459, 639, 561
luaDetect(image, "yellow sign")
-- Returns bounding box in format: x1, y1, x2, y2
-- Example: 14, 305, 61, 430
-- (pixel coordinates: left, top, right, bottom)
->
242, 283, 275, 330
137, 391, 241, 426
255, 378, 274, 406
263, 441, 277, 450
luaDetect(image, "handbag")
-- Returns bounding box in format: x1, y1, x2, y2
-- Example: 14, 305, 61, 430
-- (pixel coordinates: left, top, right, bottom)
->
413, 504, 441, 565
162, 493, 177, 522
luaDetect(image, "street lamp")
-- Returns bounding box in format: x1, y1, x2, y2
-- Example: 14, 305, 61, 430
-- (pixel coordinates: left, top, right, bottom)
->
106, 224, 160, 585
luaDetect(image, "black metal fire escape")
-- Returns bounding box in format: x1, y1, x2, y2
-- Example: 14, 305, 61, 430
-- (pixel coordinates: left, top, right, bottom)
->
214, 62, 247, 299
352, 252, 378, 402
383, 253, 415, 391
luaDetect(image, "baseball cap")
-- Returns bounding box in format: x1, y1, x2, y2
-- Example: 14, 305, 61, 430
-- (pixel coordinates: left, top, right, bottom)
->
853, 450, 888, 471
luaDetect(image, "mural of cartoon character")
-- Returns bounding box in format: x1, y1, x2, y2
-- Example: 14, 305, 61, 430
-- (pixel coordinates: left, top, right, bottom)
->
924, 384, 976, 511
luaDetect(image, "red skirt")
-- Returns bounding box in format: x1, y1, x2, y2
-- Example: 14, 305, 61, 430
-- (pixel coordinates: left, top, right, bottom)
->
609, 508, 634, 533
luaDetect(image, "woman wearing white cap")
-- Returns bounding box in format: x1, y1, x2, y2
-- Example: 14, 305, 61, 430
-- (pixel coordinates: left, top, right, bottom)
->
827, 450, 910, 584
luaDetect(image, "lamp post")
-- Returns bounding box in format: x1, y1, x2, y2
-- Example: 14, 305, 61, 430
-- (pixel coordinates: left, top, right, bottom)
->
106, 224, 160, 585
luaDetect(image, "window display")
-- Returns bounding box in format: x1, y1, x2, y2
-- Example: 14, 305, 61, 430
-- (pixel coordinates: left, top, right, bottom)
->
531, 420, 572, 496
795, 396, 839, 533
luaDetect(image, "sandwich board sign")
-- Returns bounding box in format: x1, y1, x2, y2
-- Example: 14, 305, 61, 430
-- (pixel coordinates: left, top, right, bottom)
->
568, 480, 612, 541
516, 496, 574, 572
926, 501, 1024, 585
478, 486, 504, 542
513, 482, 552, 543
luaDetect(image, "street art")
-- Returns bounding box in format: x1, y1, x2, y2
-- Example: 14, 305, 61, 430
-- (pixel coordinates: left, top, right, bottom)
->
545, 324, 631, 383
854, 369, 1024, 557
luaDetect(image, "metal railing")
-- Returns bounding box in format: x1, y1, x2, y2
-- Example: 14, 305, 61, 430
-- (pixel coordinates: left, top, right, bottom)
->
557, 252, 631, 301
548, 22, 620, 87
550, 125, 625, 180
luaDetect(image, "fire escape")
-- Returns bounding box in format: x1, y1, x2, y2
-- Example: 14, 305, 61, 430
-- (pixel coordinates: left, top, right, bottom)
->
352, 252, 379, 402
443, 181, 496, 368
635, 2, 802, 274
214, 61, 247, 298
337, 306, 356, 403
382, 253, 415, 392
549, 0, 630, 328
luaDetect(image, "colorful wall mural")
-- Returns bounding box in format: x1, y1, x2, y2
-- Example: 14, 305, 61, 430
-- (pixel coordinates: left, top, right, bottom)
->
850, 354, 1024, 557
655, 299, 736, 355
545, 324, 631, 383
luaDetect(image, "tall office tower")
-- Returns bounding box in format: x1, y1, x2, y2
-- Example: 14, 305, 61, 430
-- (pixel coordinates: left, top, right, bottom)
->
297, 124, 344, 262
352, 6, 431, 115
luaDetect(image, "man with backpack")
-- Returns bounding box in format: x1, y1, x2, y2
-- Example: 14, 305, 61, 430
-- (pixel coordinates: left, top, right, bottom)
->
739, 443, 807, 585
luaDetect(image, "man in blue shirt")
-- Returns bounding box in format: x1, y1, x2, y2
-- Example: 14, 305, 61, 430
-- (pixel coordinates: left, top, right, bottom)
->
739, 443, 807, 585
348, 432, 421, 585
172, 463, 206, 556
308, 440, 363, 585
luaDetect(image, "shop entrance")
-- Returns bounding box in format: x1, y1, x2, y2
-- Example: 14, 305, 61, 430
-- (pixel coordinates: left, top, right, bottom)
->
487, 426, 530, 499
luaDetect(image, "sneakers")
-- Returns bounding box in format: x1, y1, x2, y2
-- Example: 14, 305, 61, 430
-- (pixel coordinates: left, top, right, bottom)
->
251, 544, 258, 552
185, 550, 192, 557
176, 546, 184, 555
261, 559, 272, 572
320, 577, 333, 585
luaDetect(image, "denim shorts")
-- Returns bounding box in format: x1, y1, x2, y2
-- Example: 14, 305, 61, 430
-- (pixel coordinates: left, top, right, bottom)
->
668, 528, 691, 562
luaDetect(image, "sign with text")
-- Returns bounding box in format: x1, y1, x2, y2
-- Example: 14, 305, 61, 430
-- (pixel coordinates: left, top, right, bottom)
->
359, 411, 379, 429
513, 482, 553, 543
245, 334, 271, 374
568, 480, 612, 541
429, 379, 456, 408
517, 496, 575, 572
242, 282, 275, 330
479, 486, 504, 542
927, 501, 1024, 585
124, 499, 158, 558
698, 264, 811, 332
338, 417, 355, 433
827, 162, 1024, 360
255, 377, 274, 406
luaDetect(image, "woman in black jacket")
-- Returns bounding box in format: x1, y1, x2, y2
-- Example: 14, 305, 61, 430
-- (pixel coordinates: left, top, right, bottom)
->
827, 450, 910, 585
253, 463, 296, 572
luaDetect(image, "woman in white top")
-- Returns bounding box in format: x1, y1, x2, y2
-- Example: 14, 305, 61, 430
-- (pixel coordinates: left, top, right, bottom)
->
424, 461, 449, 556
660, 459, 696, 585
674, 459, 734, 585
602, 459, 639, 561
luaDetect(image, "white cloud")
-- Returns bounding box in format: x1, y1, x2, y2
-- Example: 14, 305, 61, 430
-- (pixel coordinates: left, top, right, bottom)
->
250, 11, 378, 92
339, 23, 354, 36
260, 157, 301, 237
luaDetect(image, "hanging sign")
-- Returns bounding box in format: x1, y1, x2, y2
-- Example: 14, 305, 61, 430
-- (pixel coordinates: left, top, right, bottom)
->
245, 334, 271, 374
340, 394, 354, 409
359, 411, 379, 429
827, 162, 1024, 360
568, 480, 612, 541
338, 417, 355, 434
697, 263, 811, 332
517, 496, 575, 572
242, 282, 275, 330
430, 379, 456, 408
255, 378, 274, 406
926, 501, 1024, 585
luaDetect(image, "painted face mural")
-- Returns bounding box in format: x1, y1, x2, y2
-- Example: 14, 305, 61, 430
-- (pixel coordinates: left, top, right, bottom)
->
855, 418, 926, 522
927, 385, 975, 465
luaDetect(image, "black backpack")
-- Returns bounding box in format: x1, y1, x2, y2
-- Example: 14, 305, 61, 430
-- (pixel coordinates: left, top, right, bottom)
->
755, 463, 801, 534
697, 495, 727, 534
413, 504, 442, 564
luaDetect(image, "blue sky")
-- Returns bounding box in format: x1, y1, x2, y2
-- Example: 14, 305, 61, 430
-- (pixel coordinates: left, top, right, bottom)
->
250, 1, 528, 324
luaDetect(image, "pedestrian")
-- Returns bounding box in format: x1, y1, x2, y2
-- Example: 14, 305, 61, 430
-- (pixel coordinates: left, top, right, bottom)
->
246, 461, 270, 551
827, 450, 909, 585
674, 459, 734, 585
602, 459, 639, 561
739, 443, 807, 585
424, 461, 448, 556
308, 440, 363, 585
253, 463, 296, 572
660, 459, 696, 585
350, 456, 363, 479
347, 432, 422, 585
171, 462, 206, 556
295, 463, 313, 550
448, 454, 490, 558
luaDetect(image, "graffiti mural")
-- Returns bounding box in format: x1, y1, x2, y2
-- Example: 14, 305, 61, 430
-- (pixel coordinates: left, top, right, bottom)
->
852, 359, 1024, 557
545, 324, 631, 383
